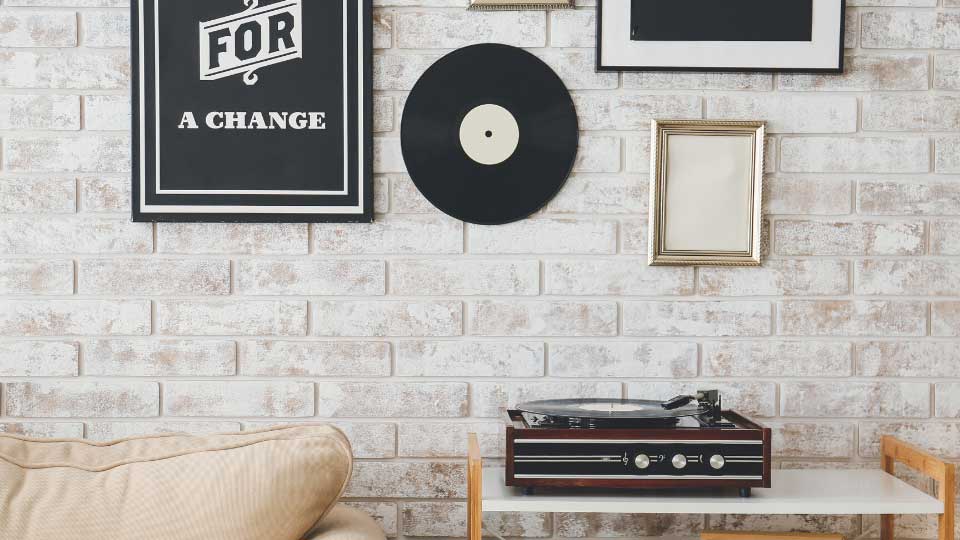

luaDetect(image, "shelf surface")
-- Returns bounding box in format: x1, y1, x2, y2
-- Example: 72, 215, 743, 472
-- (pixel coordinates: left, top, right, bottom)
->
481, 468, 944, 515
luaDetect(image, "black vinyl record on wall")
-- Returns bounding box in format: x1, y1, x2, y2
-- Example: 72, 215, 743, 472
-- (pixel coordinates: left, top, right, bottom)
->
401, 44, 579, 225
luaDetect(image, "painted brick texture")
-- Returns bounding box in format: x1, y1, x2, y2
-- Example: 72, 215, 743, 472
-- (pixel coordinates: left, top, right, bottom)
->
0, 2, 958, 539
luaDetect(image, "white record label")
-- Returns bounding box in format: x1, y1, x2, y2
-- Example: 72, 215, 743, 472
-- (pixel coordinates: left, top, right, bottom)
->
459, 104, 520, 166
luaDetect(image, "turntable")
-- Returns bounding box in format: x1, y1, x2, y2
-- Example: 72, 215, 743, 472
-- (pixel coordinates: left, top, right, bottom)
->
504, 390, 771, 497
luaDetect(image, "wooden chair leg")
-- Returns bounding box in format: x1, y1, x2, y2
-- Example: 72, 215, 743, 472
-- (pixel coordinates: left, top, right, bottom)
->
467, 433, 482, 540
881, 436, 956, 540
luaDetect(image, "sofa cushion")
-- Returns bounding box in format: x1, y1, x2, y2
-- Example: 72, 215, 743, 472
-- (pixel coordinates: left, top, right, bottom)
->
302, 505, 386, 540
0, 424, 352, 540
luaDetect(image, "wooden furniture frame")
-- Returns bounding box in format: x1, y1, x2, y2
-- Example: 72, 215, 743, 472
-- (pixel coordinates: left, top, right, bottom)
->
881, 436, 955, 540
466, 433, 953, 540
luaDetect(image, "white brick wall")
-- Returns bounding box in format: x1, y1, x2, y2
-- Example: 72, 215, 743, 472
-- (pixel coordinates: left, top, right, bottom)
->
0, 0, 958, 538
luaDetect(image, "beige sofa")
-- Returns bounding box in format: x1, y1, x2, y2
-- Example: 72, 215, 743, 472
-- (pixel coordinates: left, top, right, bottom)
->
0, 425, 384, 540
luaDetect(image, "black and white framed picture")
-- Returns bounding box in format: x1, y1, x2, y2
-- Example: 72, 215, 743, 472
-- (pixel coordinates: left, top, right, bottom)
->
597, 0, 845, 73
133, 0, 373, 223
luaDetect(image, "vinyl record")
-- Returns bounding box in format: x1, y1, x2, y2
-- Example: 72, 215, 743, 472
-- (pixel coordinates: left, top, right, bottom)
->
401, 43, 579, 225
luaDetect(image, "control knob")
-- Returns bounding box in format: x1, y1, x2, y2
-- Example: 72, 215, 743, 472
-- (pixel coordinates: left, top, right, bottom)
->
671, 454, 687, 469
634, 454, 651, 469
709, 454, 725, 470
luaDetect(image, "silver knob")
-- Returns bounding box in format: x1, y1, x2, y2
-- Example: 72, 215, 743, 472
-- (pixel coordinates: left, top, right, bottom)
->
634, 454, 651, 469
709, 454, 725, 470
672, 454, 687, 469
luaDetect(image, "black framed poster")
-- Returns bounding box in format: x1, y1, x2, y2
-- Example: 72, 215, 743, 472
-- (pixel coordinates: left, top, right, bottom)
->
133, 0, 373, 222
597, 0, 845, 73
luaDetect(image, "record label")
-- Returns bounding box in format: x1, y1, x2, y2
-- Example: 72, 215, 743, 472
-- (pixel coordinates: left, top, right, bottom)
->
401, 44, 579, 225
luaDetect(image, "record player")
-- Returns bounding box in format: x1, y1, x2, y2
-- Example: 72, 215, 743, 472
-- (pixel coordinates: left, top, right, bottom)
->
504, 390, 771, 497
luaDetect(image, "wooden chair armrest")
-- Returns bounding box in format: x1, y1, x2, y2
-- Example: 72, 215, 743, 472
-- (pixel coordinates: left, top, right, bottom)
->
702, 532, 843, 540
881, 436, 955, 540
467, 433, 482, 540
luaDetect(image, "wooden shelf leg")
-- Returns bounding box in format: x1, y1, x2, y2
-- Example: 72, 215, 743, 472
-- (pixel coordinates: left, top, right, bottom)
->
468, 433, 482, 540
939, 463, 955, 540
881, 438, 896, 540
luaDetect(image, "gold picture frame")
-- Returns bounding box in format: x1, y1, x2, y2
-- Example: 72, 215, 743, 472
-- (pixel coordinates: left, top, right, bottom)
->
468, 0, 574, 10
648, 120, 765, 267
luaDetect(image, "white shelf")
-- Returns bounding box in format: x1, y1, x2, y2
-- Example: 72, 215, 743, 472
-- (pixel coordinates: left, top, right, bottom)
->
481, 468, 944, 515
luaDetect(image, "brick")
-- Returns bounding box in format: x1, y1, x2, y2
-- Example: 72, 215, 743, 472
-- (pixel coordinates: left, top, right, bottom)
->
318, 382, 467, 417
551, 342, 697, 378
373, 54, 441, 91
933, 302, 960, 336
849, 0, 936, 5
6, 381, 158, 418
471, 300, 617, 337
545, 260, 694, 296
781, 382, 930, 418
700, 260, 850, 296
237, 260, 385, 295
857, 260, 960, 296
770, 422, 855, 459
157, 301, 307, 337
0, 341, 78, 376
862, 11, 960, 49
936, 136, 960, 172
470, 219, 616, 254
242, 341, 390, 377
3, 135, 129, 172
374, 137, 405, 173
78, 259, 230, 296
779, 55, 929, 91
764, 176, 852, 215
709, 515, 859, 538
0, 259, 73, 295
626, 381, 777, 418
549, 9, 594, 47
6, 0, 127, 6
556, 513, 703, 538
535, 50, 617, 90
390, 259, 538, 296
0, 50, 128, 89
625, 71, 771, 90
164, 381, 313, 417
398, 422, 504, 458
779, 300, 926, 337
932, 220, 960, 255
315, 217, 463, 254
864, 95, 960, 131
624, 301, 771, 337
935, 54, 960, 89
343, 503, 397, 537
82, 10, 129, 47
859, 180, 960, 215
859, 341, 960, 377
707, 95, 857, 133
313, 301, 461, 337
78, 175, 128, 212
373, 95, 393, 132
389, 174, 437, 214
0, 422, 83, 438
85, 340, 236, 377
621, 219, 648, 254
345, 462, 465, 498
402, 502, 551, 538
86, 421, 241, 442
573, 93, 701, 130
0, 95, 78, 130
84, 95, 129, 130
703, 341, 852, 377
158, 223, 307, 255
859, 422, 960, 458
0, 300, 150, 336
544, 176, 645, 214
396, 11, 545, 48
0, 10, 76, 47
936, 383, 960, 417
0, 217, 151, 255
572, 136, 620, 173
781, 137, 929, 173
472, 382, 621, 417
373, 12, 392, 49
396, 341, 543, 377
0, 177, 76, 213
624, 135, 650, 173
775, 220, 924, 256
243, 421, 396, 459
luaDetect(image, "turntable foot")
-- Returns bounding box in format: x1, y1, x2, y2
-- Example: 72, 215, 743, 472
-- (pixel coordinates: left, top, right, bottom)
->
523, 487, 536, 496
739, 488, 752, 498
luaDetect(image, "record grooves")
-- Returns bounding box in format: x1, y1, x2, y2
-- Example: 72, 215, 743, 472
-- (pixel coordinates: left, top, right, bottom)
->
401, 43, 579, 225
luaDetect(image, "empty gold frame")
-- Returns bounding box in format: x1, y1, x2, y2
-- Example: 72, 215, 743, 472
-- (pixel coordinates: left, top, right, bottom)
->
648, 120, 765, 267
467, 0, 574, 9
